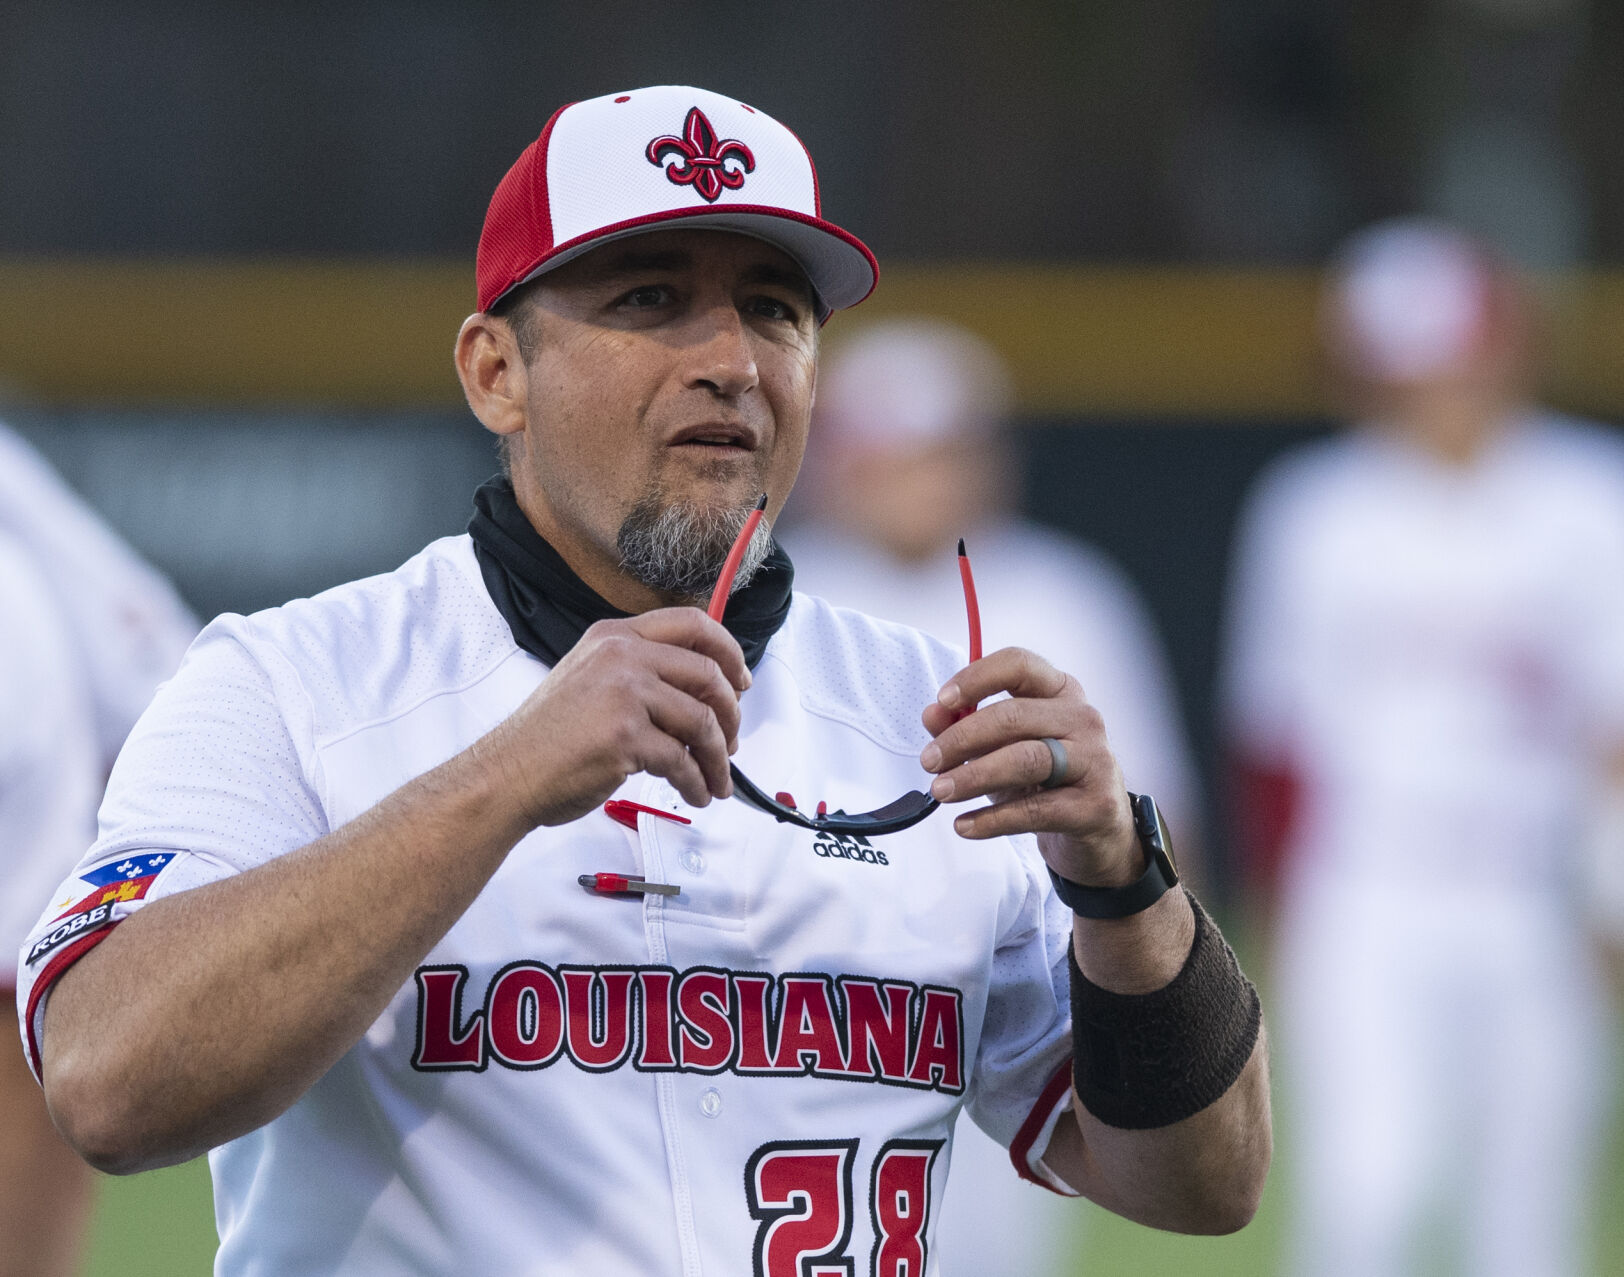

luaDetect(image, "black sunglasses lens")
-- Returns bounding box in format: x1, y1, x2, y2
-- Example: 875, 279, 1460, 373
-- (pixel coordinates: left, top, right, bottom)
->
842, 792, 935, 830
728, 764, 938, 836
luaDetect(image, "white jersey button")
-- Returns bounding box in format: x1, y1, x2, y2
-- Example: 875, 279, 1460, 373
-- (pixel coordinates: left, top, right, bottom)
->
699, 1088, 723, 1118
681, 848, 706, 875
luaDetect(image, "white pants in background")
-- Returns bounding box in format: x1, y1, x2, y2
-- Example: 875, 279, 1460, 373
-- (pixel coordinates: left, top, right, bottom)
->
1277, 876, 1611, 1277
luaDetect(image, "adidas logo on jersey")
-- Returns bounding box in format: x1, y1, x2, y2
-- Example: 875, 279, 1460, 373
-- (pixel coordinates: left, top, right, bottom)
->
811, 830, 888, 866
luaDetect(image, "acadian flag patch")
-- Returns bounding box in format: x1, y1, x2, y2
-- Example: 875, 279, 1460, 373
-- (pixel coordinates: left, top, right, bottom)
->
51, 853, 177, 923
24, 853, 178, 967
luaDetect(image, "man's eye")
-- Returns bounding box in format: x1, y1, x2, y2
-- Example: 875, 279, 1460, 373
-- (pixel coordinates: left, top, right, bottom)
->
620, 285, 671, 308
749, 296, 797, 322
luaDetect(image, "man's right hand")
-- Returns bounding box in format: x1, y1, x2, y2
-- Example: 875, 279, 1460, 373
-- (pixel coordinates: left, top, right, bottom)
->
484, 607, 751, 827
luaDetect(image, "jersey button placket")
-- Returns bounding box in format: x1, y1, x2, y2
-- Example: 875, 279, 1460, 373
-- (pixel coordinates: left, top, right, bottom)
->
635, 777, 706, 1277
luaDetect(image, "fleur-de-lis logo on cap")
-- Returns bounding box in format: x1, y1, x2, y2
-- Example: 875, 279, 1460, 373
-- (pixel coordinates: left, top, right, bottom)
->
645, 107, 756, 203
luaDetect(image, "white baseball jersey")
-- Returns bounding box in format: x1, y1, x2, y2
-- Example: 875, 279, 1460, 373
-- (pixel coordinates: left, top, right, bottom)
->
0, 533, 101, 987
1223, 415, 1624, 895
18, 533, 1077, 1276
1221, 414, 1624, 1277
0, 422, 198, 768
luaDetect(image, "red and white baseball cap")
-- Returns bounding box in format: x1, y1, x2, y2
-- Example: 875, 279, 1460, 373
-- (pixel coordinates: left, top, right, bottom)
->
476, 85, 878, 318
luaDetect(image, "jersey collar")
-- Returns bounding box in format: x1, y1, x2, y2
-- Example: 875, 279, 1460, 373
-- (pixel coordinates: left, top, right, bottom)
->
466, 476, 794, 670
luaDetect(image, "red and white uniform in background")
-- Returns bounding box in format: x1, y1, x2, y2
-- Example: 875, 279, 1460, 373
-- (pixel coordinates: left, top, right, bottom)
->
0, 424, 196, 994
18, 534, 1078, 1276
1223, 414, 1624, 1277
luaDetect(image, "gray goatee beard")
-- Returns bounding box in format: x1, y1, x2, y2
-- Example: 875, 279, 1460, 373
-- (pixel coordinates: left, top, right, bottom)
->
616, 496, 774, 602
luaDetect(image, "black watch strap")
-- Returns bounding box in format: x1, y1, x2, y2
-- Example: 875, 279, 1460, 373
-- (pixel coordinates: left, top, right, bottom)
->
1047, 792, 1180, 919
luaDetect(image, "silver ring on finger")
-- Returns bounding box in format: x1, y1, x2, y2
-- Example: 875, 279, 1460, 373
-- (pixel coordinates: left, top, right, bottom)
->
1038, 737, 1068, 789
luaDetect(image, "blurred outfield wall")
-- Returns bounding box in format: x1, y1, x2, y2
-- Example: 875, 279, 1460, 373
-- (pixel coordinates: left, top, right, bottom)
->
6, 261, 1624, 415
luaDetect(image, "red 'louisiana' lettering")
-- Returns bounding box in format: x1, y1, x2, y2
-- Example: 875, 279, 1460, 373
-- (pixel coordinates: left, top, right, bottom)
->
487, 962, 566, 1069
413, 965, 487, 1070
907, 987, 964, 1092
676, 968, 735, 1072
636, 970, 677, 1070
408, 962, 967, 1095
733, 973, 785, 1074
837, 978, 914, 1083
561, 967, 637, 1071
773, 975, 845, 1076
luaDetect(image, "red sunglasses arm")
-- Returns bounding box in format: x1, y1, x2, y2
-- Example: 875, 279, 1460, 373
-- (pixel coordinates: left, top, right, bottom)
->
707, 494, 769, 623
957, 538, 982, 663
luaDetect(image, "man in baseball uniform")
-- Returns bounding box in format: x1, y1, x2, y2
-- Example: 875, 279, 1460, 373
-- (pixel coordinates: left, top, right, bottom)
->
787, 317, 1205, 1275
21, 86, 1269, 1275
1223, 218, 1624, 1277
0, 426, 198, 1275
0, 531, 102, 1277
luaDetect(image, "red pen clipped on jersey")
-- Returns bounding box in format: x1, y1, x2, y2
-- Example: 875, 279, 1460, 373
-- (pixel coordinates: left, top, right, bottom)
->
578, 873, 681, 897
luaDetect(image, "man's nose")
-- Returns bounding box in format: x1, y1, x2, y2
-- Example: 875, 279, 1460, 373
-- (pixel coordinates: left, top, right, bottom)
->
684, 302, 759, 398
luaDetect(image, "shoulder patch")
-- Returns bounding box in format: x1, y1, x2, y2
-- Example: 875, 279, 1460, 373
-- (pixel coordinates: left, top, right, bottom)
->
48, 852, 178, 924
28, 852, 178, 966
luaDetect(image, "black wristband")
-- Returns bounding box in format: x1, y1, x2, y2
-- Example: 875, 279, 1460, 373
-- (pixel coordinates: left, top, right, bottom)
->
1068, 888, 1261, 1130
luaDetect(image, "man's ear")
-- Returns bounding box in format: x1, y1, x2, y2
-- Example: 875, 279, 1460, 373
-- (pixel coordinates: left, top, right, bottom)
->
455, 313, 528, 442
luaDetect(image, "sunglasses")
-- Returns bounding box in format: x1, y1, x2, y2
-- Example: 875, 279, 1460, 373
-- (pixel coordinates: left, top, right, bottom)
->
707, 496, 981, 836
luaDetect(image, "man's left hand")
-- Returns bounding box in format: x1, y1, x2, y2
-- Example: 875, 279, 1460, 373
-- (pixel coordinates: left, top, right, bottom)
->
920, 646, 1142, 887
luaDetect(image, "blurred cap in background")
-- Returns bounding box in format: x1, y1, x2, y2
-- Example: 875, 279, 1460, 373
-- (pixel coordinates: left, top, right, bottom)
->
1321, 217, 1526, 387
799, 318, 1018, 560
815, 318, 1014, 452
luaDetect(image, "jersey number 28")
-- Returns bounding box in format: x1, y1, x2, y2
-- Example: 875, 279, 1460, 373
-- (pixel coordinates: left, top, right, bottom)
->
744, 1138, 943, 1277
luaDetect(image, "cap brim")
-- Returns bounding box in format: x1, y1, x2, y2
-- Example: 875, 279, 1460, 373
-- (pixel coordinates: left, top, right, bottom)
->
498, 205, 878, 318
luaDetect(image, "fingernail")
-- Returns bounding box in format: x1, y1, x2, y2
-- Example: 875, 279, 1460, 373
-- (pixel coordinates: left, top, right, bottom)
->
939, 683, 962, 709
954, 814, 973, 835
931, 775, 954, 800
920, 742, 942, 771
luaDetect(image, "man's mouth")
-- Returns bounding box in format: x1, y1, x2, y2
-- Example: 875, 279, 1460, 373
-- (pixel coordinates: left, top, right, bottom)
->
669, 424, 758, 451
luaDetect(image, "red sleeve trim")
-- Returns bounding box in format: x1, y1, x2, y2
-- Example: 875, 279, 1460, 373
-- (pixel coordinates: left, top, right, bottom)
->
1008, 1056, 1076, 1194
22, 924, 117, 1079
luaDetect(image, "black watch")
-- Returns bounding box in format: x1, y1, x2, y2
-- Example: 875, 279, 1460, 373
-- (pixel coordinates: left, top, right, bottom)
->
1047, 792, 1180, 919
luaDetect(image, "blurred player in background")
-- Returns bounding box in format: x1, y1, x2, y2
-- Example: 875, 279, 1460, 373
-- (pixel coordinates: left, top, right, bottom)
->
1222, 219, 1624, 1277
0, 423, 197, 1276
785, 317, 1202, 1276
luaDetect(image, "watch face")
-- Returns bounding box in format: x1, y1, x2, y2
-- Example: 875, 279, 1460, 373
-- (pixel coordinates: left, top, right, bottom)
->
1131, 793, 1179, 882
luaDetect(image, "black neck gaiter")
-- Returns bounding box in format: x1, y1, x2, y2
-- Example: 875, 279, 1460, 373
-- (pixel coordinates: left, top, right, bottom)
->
466, 476, 794, 671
